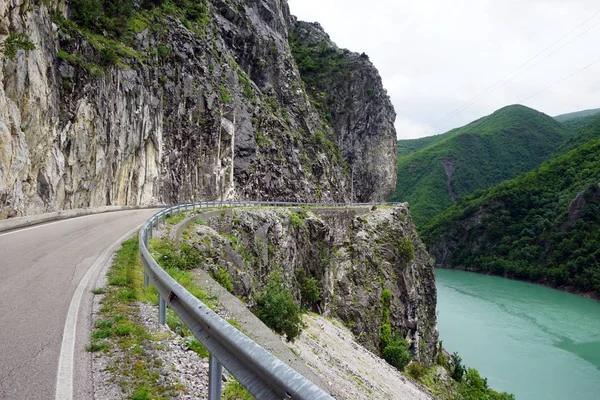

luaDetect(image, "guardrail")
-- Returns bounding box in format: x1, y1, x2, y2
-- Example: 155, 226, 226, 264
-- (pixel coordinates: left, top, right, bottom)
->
139, 200, 394, 399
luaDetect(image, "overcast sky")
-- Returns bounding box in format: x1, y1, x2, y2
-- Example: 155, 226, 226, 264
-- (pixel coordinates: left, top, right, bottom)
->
287, 0, 600, 139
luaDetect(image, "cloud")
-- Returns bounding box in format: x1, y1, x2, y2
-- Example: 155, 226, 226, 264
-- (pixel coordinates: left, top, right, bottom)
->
288, 0, 600, 138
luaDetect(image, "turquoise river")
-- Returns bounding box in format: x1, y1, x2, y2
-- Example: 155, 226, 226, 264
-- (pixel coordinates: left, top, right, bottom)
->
435, 268, 600, 400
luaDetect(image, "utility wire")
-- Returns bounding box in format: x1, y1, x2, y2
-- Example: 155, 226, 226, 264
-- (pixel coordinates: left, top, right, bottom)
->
520, 57, 600, 103
430, 10, 600, 129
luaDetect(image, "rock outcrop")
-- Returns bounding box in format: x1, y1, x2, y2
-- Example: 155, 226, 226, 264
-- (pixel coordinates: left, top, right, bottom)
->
289, 21, 398, 202
0, 0, 397, 217
186, 205, 438, 365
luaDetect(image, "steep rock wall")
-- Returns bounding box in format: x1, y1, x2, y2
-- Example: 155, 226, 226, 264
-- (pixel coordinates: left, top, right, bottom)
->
289, 21, 398, 202
0, 0, 397, 217
187, 206, 438, 365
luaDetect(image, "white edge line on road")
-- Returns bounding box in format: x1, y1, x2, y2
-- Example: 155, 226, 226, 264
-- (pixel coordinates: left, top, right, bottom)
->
54, 224, 143, 400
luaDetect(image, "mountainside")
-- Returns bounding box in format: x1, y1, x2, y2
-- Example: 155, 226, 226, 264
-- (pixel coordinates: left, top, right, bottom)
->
289, 21, 397, 202
0, 0, 397, 218
397, 130, 459, 158
389, 105, 570, 225
554, 108, 600, 123
555, 108, 600, 132
187, 206, 438, 363
423, 115, 600, 296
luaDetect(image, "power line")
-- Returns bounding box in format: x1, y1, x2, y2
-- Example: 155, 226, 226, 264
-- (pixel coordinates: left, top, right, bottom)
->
430, 9, 600, 129
520, 57, 600, 103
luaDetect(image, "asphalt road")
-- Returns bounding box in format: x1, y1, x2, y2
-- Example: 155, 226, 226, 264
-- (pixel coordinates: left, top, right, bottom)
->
0, 209, 159, 400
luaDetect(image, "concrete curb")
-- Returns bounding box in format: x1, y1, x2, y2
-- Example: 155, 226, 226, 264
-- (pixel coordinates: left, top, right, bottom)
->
0, 205, 167, 234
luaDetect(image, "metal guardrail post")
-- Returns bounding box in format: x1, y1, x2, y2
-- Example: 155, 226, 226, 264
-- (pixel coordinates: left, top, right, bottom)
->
208, 355, 223, 400
143, 230, 150, 288
159, 295, 166, 325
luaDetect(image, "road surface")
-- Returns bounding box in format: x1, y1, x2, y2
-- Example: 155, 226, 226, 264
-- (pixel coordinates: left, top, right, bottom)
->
0, 209, 159, 400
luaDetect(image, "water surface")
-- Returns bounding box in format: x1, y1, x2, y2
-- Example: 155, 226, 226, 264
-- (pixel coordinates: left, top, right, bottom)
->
436, 268, 600, 400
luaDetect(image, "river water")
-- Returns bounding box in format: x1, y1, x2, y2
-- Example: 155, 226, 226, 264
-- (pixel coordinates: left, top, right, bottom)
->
435, 268, 600, 400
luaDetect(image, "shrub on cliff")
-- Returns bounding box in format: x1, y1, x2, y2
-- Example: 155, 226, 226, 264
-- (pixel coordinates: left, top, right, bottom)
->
459, 367, 516, 400
255, 270, 303, 342
450, 352, 466, 382
295, 269, 320, 308
382, 334, 412, 370
212, 267, 233, 293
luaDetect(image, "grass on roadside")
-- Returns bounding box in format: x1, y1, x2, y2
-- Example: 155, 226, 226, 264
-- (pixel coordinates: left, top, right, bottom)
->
223, 380, 255, 400
88, 237, 216, 398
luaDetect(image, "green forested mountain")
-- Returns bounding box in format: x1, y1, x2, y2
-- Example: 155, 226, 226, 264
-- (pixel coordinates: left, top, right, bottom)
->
389, 105, 570, 225
554, 108, 600, 132
397, 130, 458, 158
554, 108, 600, 123
423, 115, 600, 295
560, 114, 600, 132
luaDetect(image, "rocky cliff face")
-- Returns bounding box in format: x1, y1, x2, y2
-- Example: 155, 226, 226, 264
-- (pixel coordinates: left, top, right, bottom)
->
0, 0, 397, 218
289, 21, 398, 202
187, 206, 438, 365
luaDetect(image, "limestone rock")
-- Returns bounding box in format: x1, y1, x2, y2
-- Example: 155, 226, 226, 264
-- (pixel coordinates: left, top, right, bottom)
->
189, 206, 439, 365
0, 0, 397, 217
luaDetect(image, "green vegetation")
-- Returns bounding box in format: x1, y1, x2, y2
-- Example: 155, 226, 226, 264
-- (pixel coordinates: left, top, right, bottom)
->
560, 113, 600, 132
288, 210, 308, 229
254, 269, 303, 342
150, 239, 204, 270
376, 287, 511, 397
390, 105, 571, 225
51, 0, 210, 71
378, 288, 412, 370
287, 27, 350, 172
70, 0, 209, 38
554, 108, 600, 123
237, 70, 254, 99
86, 239, 186, 397
423, 115, 600, 295
405, 362, 427, 380
0, 32, 35, 61
219, 84, 232, 103
295, 269, 320, 308
288, 29, 353, 122
382, 333, 412, 370
396, 130, 459, 158
450, 352, 466, 381
212, 266, 233, 293
406, 345, 514, 400
255, 130, 268, 148
149, 239, 215, 303
457, 367, 515, 400
223, 380, 255, 400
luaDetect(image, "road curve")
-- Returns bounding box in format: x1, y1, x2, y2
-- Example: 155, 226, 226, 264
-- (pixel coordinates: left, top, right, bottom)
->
0, 209, 160, 400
